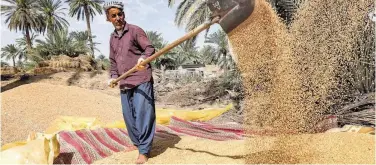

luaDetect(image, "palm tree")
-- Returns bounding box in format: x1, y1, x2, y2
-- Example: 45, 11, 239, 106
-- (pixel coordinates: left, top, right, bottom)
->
16, 33, 39, 49
70, 31, 91, 41
1, 0, 45, 50
204, 29, 235, 71
16, 33, 39, 61
168, 0, 210, 33
35, 29, 90, 58
38, 0, 69, 34
168, 0, 307, 32
146, 31, 176, 70
199, 45, 217, 65
172, 40, 200, 66
70, 31, 101, 54
146, 31, 167, 51
168, 0, 211, 42
1, 44, 21, 67
1, 62, 10, 67
96, 54, 110, 70
65, 0, 104, 58
16, 60, 25, 69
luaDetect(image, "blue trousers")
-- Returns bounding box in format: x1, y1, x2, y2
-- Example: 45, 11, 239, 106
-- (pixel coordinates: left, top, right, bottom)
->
120, 81, 156, 155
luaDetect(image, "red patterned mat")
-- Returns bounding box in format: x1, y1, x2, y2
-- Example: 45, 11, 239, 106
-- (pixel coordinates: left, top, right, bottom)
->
53, 117, 244, 164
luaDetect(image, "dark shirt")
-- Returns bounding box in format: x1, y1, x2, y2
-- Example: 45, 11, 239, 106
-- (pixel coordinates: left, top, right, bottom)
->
109, 22, 155, 89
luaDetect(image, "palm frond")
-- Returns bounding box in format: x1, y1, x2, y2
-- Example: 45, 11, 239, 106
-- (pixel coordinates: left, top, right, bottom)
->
1, 44, 22, 66
175, 0, 194, 27
168, 0, 176, 7
183, 1, 208, 30
39, 0, 69, 33
1, 0, 45, 33
66, 0, 103, 21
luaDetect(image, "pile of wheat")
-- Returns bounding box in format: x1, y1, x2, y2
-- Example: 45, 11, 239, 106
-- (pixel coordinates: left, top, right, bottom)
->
289, 0, 374, 116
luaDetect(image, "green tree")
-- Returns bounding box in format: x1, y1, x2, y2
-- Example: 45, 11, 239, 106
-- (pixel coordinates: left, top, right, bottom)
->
34, 29, 90, 57
96, 54, 110, 70
168, 0, 306, 32
172, 40, 200, 66
199, 45, 216, 65
70, 31, 101, 53
168, 0, 210, 33
16, 33, 39, 61
204, 30, 235, 71
65, 0, 104, 58
16, 60, 25, 68
1, 62, 10, 67
1, 0, 45, 49
146, 31, 175, 70
38, 0, 69, 34
1, 44, 21, 67
146, 31, 167, 51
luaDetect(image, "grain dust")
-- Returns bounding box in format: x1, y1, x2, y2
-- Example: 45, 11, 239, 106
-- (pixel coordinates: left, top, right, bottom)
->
227, 0, 374, 164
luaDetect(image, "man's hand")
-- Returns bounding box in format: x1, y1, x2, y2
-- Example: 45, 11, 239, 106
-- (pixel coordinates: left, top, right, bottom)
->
107, 79, 118, 88
136, 58, 146, 71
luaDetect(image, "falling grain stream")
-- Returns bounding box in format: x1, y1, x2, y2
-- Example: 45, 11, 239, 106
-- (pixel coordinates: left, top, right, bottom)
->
227, 0, 375, 163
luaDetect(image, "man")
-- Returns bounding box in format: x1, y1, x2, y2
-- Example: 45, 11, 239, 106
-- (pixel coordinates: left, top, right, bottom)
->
103, 1, 156, 164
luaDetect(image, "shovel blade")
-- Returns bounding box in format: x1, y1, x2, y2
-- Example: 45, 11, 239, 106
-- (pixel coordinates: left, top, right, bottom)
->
207, 0, 255, 33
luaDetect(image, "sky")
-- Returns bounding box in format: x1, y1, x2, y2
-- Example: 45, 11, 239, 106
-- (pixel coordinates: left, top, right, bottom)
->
0, 0, 221, 63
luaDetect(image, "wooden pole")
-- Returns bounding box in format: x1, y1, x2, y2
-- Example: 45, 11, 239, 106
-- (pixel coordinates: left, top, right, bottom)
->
109, 17, 220, 88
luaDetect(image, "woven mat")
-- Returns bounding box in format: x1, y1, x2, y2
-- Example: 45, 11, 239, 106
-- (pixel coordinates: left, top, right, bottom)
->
53, 117, 244, 164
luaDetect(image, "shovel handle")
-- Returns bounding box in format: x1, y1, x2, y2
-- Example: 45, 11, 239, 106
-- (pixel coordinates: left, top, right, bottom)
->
109, 17, 221, 88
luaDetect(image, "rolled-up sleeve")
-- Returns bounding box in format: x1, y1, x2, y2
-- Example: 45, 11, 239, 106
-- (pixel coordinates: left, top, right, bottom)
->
109, 37, 119, 79
135, 28, 155, 59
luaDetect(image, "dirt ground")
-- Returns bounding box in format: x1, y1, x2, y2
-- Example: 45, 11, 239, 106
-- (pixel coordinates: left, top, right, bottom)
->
1, 70, 235, 109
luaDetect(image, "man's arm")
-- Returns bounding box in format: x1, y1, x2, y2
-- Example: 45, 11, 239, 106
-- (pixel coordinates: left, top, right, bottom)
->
109, 37, 119, 79
135, 27, 155, 59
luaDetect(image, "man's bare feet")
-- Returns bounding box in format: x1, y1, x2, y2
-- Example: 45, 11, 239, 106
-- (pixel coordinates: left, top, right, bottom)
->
135, 154, 148, 164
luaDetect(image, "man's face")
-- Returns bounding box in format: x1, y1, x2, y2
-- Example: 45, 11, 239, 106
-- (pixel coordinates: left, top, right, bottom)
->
107, 8, 125, 31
